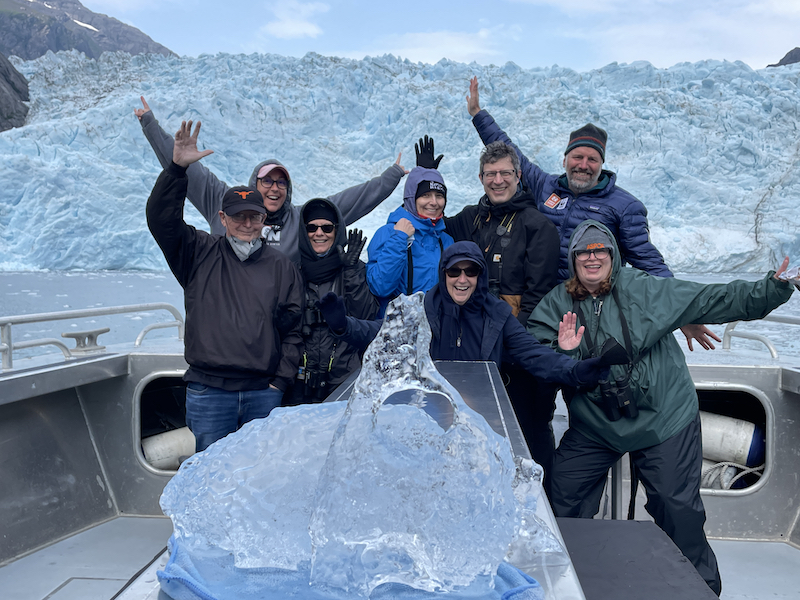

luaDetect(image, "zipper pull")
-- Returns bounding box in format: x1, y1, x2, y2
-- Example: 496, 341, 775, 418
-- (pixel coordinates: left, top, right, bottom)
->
594, 299, 603, 316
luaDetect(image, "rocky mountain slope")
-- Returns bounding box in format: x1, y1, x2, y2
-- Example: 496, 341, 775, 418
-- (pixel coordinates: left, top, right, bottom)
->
769, 47, 800, 67
0, 51, 28, 131
0, 0, 173, 60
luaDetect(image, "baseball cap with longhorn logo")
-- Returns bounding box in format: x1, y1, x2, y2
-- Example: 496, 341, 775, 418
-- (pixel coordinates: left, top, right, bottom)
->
222, 186, 266, 215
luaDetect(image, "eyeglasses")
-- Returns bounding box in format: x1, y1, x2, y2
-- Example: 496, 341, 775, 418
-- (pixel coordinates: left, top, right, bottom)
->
481, 169, 517, 181
445, 265, 481, 278
306, 223, 335, 234
259, 177, 288, 189
228, 212, 267, 224
575, 248, 610, 261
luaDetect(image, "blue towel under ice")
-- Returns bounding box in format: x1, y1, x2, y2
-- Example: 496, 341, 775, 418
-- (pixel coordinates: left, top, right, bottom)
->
158, 535, 544, 600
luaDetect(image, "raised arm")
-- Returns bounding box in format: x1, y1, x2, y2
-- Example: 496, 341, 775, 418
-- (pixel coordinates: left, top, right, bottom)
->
145, 121, 214, 288
611, 194, 721, 350
327, 154, 407, 226
135, 96, 229, 235
467, 78, 548, 197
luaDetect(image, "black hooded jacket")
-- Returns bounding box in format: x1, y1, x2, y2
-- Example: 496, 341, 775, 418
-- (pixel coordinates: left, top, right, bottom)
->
291, 198, 378, 401
445, 188, 559, 325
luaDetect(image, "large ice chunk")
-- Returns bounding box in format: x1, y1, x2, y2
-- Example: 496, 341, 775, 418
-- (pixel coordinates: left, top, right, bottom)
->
159, 293, 521, 598
159, 400, 347, 570
309, 293, 518, 596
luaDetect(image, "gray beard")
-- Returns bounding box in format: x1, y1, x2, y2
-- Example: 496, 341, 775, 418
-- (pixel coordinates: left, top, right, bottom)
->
227, 235, 263, 261
568, 171, 600, 193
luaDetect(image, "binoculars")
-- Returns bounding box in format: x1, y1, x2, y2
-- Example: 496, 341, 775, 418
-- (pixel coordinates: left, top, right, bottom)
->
599, 375, 638, 421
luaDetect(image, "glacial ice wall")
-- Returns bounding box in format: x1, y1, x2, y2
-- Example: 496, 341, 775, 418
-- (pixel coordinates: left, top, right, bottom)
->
1, 50, 799, 271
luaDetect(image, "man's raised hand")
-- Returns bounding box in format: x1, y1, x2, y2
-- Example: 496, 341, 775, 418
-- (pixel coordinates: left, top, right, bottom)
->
466, 76, 481, 117
395, 152, 409, 175
172, 120, 214, 167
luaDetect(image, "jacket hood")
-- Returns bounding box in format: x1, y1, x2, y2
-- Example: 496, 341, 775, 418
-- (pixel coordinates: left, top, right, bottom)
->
566, 219, 622, 285
386, 206, 447, 235
248, 159, 294, 211
436, 241, 488, 308
403, 167, 446, 217
298, 197, 347, 262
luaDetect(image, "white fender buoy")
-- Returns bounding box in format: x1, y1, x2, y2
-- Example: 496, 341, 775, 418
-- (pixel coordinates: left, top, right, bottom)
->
700, 411, 764, 467
142, 427, 196, 470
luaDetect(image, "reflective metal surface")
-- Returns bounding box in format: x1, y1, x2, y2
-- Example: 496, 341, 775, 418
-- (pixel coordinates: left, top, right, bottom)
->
689, 365, 800, 542
0, 386, 115, 564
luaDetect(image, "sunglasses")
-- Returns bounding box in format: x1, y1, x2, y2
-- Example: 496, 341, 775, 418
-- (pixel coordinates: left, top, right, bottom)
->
306, 223, 335, 234
445, 265, 481, 278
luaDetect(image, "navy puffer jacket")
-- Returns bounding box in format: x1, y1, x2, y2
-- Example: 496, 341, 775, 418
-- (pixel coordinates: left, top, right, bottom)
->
472, 110, 671, 282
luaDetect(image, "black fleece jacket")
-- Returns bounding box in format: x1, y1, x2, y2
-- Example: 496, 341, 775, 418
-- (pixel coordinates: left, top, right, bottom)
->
146, 162, 303, 391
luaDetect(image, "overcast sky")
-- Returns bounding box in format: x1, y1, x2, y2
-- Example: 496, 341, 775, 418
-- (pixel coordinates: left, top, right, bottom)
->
81, 0, 800, 71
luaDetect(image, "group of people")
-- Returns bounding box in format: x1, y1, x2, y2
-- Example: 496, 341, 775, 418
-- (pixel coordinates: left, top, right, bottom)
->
139, 77, 798, 597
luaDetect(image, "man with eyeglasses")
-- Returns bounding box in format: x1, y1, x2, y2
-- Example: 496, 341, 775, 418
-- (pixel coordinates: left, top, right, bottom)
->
135, 96, 407, 264
466, 77, 721, 353
147, 120, 303, 452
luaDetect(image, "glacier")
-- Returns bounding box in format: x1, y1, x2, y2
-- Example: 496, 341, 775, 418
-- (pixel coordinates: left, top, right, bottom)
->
1, 50, 799, 272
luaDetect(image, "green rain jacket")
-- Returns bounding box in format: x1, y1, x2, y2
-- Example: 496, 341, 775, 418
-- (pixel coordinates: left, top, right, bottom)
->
528, 220, 795, 453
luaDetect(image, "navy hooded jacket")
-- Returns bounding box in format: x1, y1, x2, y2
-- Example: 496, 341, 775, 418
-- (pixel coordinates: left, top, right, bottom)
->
340, 241, 590, 387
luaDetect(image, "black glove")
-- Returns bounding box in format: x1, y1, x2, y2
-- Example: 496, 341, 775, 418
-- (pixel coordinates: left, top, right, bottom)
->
573, 356, 611, 387
415, 135, 443, 169
339, 228, 366, 268
318, 292, 347, 334
274, 302, 301, 338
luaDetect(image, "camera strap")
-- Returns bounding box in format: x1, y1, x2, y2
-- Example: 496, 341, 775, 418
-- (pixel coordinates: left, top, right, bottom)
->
572, 286, 634, 375
573, 290, 642, 521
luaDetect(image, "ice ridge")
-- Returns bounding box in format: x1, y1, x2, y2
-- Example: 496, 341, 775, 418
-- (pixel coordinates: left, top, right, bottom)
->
1, 50, 798, 271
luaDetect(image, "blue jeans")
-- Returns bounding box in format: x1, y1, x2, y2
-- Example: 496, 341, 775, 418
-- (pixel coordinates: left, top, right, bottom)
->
185, 383, 283, 452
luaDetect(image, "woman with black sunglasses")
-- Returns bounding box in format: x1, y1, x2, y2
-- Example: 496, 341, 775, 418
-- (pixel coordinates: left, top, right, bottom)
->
285, 198, 378, 404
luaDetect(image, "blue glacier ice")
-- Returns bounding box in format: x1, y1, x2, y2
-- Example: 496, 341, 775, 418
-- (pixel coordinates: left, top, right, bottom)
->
1, 50, 798, 271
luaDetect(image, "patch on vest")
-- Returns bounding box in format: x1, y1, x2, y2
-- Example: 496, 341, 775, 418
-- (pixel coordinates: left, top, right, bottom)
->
492, 253, 501, 263
544, 193, 562, 209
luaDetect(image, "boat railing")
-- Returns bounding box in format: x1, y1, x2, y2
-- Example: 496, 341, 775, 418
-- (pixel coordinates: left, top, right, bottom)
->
0, 303, 184, 371
722, 314, 800, 359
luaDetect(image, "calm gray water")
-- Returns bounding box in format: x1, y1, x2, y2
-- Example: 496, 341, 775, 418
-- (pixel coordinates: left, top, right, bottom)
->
1, 271, 185, 355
